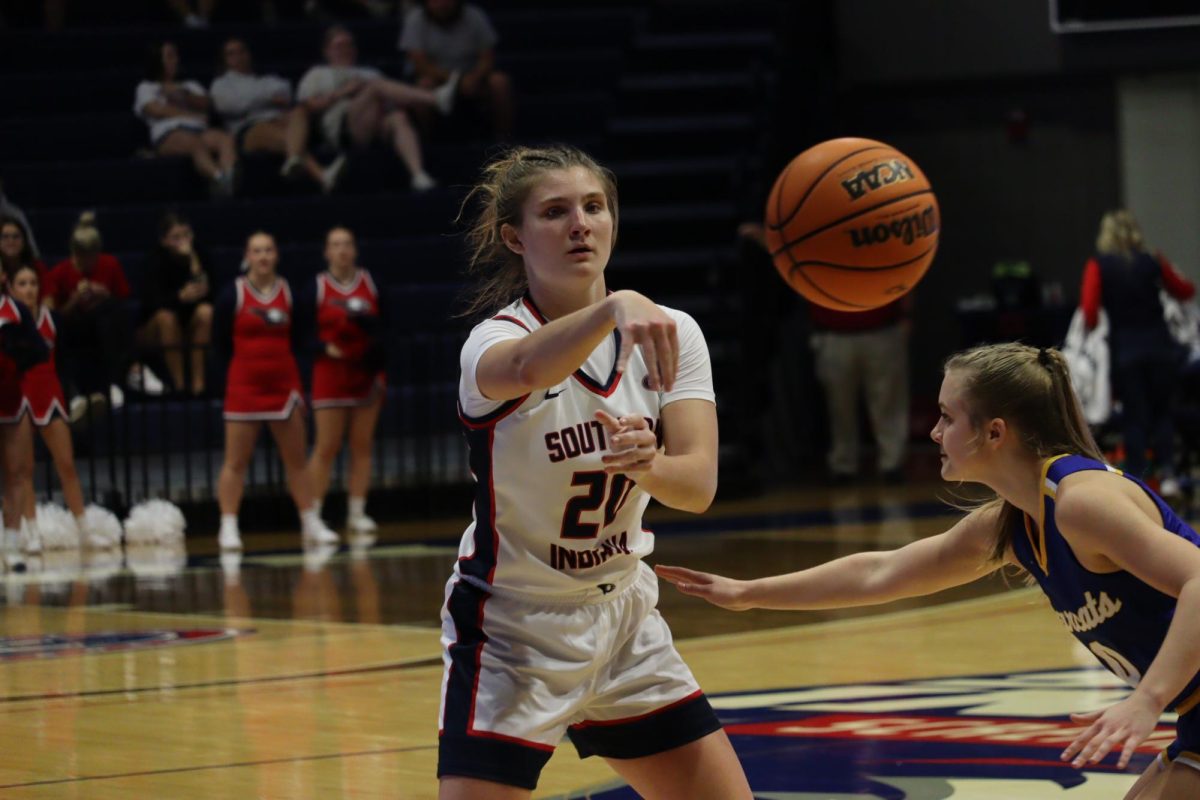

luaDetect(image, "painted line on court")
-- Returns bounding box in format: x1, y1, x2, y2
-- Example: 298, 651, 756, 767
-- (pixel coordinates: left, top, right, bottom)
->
0, 655, 442, 705
0, 743, 440, 789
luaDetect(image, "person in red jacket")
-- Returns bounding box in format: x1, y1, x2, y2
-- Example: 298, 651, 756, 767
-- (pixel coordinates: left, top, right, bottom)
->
212, 231, 338, 551
306, 226, 385, 537
1080, 210, 1195, 496
44, 212, 132, 417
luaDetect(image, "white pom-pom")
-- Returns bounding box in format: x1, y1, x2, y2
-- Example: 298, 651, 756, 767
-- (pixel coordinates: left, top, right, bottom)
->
82, 504, 123, 549
35, 503, 82, 549
123, 499, 186, 545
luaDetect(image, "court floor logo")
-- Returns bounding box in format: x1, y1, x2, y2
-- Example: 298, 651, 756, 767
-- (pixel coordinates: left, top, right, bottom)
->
574, 668, 1169, 798
0, 628, 250, 660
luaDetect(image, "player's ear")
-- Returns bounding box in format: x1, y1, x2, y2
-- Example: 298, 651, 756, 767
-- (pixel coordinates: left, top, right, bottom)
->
500, 223, 524, 255
987, 417, 1007, 448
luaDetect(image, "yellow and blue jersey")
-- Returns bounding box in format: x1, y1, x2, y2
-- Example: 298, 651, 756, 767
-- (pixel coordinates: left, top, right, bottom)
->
1011, 453, 1200, 768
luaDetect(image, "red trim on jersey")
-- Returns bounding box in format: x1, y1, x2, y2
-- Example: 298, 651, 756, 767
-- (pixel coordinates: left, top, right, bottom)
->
521, 295, 548, 325
457, 395, 529, 429
491, 314, 530, 332
572, 367, 623, 398
569, 689, 705, 730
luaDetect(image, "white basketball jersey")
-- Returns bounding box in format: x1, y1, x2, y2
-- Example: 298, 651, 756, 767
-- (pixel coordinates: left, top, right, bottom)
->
455, 295, 715, 596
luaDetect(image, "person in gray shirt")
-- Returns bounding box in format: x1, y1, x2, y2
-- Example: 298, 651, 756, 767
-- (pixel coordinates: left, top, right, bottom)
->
298, 25, 457, 192
212, 38, 347, 194
399, 0, 513, 139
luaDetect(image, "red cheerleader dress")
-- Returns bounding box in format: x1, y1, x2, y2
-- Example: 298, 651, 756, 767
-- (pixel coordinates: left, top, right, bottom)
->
311, 269, 385, 409
20, 307, 66, 426
223, 277, 304, 421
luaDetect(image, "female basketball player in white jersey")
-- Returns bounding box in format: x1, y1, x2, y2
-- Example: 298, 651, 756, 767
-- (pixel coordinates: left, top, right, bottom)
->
438, 145, 752, 798
659, 343, 1200, 800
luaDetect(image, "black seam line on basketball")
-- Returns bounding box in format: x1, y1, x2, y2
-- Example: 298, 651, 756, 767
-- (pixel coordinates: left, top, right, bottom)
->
769, 188, 936, 257
0, 657, 442, 704
767, 145, 891, 232
0, 745, 440, 789
788, 255, 873, 310
786, 245, 935, 275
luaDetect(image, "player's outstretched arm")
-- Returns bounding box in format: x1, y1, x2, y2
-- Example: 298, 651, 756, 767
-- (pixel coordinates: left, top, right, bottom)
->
476, 290, 677, 402
656, 504, 1002, 611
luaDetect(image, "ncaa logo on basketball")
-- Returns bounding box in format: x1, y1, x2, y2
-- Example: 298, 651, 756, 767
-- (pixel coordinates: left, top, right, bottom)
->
572, 667, 1167, 798
840, 158, 915, 200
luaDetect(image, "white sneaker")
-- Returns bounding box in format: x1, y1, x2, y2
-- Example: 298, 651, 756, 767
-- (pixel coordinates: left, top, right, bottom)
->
1160, 476, 1182, 498
303, 519, 339, 546
4, 528, 24, 569
68, 395, 88, 423
410, 171, 437, 192
347, 513, 378, 535
280, 155, 305, 181
320, 155, 347, 194
218, 522, 243, 551
143, 367, 166, 395
109, 383, 125, 410
21, 519, 41, 555
433, 71, 459, 115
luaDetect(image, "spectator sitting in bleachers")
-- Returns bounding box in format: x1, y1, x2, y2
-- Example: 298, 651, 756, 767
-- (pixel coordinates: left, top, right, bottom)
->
44, 213, 133, 418
0, 180, 41, 263
137, 211, 214, 396
134, 40, 240, 198
211, 37, 348, 194
0, 216, 47, 291
297, 24, 458, 192
399, 0, 513, 140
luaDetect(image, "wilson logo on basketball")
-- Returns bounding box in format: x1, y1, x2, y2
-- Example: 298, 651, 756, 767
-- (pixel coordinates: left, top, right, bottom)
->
848, 205, 938, 249
840, 159, 915, 200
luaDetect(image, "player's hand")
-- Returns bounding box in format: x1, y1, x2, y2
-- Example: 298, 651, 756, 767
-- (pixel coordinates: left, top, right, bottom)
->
1060, 693, 1162, 770
595, 410, 657, 474
607, 290, 678, 392
326, 343, 345, 359
654, 564, 754, 611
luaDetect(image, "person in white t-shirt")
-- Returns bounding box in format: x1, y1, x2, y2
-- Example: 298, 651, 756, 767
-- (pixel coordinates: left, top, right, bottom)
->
399, 0, 513, 139
133, 41, 238, 198
211, 38, 346, 194
296, 25, 457, 192
437, 144, 752, 799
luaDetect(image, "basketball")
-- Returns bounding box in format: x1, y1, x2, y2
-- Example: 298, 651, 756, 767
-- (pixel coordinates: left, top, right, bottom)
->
764, 137, 940, 311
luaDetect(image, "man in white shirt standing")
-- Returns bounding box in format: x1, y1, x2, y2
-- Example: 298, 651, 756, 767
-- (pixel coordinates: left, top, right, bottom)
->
211, 38, 346, 194
297, 25, 458, 192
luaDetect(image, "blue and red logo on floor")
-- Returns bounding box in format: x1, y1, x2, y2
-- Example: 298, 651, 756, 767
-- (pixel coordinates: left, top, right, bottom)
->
0, 628, 250, 659
575, 668, 1167, 798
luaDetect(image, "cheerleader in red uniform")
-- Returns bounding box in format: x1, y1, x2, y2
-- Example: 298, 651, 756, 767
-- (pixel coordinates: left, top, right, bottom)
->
213, 231, 337, 551
306, 227, 385, 536
0, 273, 48, 559
9, 265, 93, 545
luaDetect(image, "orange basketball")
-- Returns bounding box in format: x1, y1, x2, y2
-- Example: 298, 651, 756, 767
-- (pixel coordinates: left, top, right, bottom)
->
764, 137, 939, 311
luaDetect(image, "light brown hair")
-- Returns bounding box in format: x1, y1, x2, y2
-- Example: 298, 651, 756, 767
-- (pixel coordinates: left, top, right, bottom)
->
458, 144, 619, 317
944, 342, 1104, 562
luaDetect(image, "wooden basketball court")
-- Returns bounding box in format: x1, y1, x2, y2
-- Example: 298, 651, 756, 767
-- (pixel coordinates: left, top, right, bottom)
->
0, 482, 1149, 798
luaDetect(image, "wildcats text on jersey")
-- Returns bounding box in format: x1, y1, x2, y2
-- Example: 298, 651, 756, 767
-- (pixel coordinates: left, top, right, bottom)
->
1056, 590, 1123, 633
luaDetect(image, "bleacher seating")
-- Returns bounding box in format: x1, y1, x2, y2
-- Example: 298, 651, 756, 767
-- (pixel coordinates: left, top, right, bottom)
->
1, 0, 778, 505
